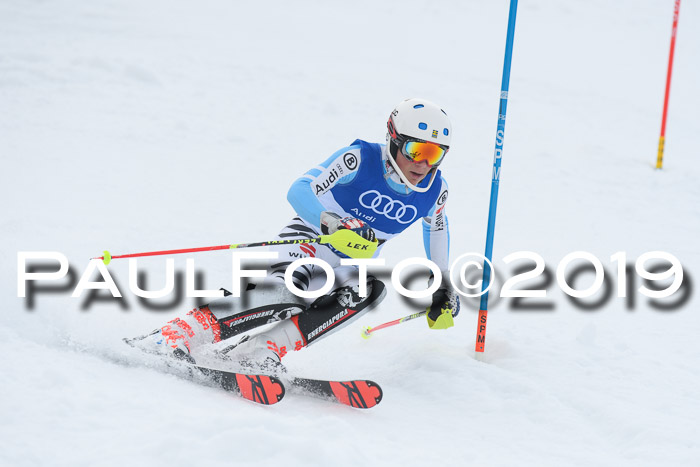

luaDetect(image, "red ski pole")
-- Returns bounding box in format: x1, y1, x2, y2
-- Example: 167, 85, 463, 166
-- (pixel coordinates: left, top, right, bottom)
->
361, 311, 427, 339
92, 237, 326, 265
92, 230, 383, 265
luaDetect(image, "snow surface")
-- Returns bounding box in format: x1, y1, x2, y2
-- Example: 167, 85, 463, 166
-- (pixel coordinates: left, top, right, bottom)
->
1, 0, 699, 466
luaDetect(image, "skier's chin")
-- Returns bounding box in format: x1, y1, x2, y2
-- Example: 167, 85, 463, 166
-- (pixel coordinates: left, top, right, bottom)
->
408, 171, 426, 185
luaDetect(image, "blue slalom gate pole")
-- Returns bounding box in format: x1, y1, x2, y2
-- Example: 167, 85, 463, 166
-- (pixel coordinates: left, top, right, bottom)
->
475, 0, 518, 355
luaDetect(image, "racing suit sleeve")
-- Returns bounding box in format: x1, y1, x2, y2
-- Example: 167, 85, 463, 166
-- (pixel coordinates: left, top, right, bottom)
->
286, 145, 361, 227
422, 178, 450, 273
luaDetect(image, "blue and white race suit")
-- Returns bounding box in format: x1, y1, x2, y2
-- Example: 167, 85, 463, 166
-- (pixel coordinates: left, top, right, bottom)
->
270, 139, 450, 291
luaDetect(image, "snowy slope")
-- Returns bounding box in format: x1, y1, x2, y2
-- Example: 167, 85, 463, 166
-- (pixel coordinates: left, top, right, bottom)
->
1, 0, 699, 466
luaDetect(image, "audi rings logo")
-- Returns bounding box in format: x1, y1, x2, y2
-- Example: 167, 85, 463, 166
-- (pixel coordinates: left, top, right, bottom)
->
359, 190, 418, 224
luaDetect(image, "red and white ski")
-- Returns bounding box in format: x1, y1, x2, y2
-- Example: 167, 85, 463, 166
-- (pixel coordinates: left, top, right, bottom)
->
287, 377, 383, 409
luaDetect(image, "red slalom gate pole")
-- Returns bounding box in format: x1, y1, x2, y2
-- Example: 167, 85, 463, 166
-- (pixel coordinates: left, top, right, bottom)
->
656, 0, 681, 170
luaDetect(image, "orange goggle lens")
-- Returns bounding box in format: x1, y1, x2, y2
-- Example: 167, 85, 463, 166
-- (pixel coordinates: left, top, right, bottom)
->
402, 140, 447, 166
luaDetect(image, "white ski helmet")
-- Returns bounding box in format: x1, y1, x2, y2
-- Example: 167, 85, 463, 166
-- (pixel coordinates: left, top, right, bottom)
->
386, 98, 452, 192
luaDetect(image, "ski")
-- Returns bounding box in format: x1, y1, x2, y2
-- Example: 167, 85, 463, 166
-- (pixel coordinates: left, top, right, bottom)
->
286, 377, 383, 409
125, 336, 378, 408
195, 366, 286, 405
123, 337, 285, 405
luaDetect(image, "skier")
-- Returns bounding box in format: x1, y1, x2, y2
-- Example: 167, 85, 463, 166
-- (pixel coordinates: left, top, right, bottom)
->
128, 98, 460, 372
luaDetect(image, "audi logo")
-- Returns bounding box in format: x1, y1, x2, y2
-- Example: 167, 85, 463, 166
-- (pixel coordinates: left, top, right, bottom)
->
359, 190, 418, 224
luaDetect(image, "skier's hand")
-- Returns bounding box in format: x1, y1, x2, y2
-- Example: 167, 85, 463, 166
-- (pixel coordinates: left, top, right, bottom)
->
320, 212, 376, 242
320, 212, 377, 259
427, 287, 460, 330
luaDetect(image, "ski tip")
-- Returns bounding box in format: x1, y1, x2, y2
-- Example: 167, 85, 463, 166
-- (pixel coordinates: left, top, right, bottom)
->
363, 380, 383, 408
361, 327, 372, 339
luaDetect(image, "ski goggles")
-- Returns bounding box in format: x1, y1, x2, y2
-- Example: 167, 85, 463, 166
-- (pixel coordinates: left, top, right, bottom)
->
388, 118, 449, 166
397, 138, 448, 166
